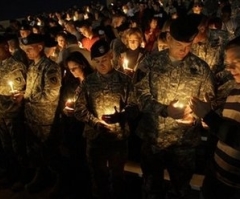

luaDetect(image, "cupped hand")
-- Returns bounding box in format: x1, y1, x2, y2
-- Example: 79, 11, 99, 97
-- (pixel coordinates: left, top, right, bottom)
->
189, 93, 212, 118
167, 100, 192, 119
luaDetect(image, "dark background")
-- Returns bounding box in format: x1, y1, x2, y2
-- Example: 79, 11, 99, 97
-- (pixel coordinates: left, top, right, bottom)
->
0, 0, 106, 21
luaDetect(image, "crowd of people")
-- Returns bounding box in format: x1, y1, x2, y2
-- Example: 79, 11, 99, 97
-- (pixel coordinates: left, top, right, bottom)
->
0, 0, 240, 199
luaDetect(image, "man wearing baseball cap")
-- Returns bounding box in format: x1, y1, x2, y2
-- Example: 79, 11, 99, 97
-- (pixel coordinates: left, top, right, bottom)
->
90, 39, 112, 75
19, 24, 32, 38
75, 39, 139, 199
135, 15, 216, 199
20, 33, 62, 193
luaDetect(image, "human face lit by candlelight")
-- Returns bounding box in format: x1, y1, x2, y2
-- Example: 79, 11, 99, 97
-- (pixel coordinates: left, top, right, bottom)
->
192, 4, 203, 14
224, 47, 240, 83
93, 51, 113, 75
67, 60, 84, 79
20, 30, 31, 38
79, 26, 93, 39
56, 35, 67, 49
158, 40, 168, 51
22, 43, 43, 61
128, 34, 141, 50
167, 33, 192, 60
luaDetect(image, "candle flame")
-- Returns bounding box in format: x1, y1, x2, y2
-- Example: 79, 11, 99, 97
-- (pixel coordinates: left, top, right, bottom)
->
123, 58, 129, 70
173, 101, 184, 108
8, 81, 14, 92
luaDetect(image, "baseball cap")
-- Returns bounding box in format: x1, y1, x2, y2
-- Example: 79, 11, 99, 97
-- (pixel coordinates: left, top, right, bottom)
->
20, 24, 31, 31
170, 16, 199, 43
90, 39, 110, 60
44, 34, 57, 48
21, 33, 44, 45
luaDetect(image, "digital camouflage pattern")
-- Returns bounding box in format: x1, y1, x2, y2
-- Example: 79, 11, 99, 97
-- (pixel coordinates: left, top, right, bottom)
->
0, 57, 26, 161
191, 29, 229, 74
75, 69, 137, 140
0, 57, 26, 118
135, 50, 216, 150
24, 56, 61, 137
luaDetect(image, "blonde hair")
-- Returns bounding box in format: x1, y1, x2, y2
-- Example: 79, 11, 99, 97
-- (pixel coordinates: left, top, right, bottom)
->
123, 28, 144, 47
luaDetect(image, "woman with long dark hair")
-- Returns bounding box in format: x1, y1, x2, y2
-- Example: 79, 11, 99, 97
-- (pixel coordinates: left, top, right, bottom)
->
52, 51, 93, 199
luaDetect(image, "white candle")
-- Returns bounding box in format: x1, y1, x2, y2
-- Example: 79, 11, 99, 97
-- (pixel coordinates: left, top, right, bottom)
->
65, 98, 74, 110
67, 99, 72, 103
123, 58, 129, 70
8, 81, 14, 92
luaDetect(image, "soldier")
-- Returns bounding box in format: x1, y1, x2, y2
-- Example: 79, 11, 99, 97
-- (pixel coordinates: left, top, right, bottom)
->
0, 35, 26, 188
135, 16, 216, 199
19, 24, 32, 39
5, 34, 29, 67
20, 33, 62, 193
74, 39, 138, 199
191, 14, 229, 75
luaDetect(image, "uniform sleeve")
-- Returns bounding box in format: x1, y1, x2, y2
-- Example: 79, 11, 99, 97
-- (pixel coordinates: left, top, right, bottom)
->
198, 65, 216, 104
13, 63, 27, 92
31, 63, 61, 102
74, 83, 100, 128
204, 111, 240, 150
135, 72, 168, 117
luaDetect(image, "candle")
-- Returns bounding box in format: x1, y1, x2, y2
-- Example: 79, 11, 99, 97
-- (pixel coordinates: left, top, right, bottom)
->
8, 81, 14, 92
65, 98, 74, 110
123, 58, 129, 70
173, 101, 184, 108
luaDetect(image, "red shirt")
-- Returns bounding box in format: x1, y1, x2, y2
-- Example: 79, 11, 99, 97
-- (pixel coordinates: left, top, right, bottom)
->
81, 36, 100, 51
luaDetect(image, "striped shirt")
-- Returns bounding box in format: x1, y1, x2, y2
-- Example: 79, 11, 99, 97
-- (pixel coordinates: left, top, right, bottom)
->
214, 85, 240, 188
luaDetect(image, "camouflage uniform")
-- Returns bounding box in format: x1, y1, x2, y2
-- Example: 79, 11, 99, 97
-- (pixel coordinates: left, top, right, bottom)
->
0, 57, 26, 178
191, 29, 229, 75
75, 69, 138, 199
135, 50, 215, 198
191, 29, 232, 111
24, 55, 61, 166
12, 48, 29, 67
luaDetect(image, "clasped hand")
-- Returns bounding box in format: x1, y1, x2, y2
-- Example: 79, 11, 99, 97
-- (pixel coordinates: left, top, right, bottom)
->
167, 100, 195, 125
10, 90, 23, 103
95, 120, 113, 133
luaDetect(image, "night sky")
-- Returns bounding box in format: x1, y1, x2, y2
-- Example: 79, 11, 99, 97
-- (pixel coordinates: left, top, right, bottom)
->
0, 0, 105, 21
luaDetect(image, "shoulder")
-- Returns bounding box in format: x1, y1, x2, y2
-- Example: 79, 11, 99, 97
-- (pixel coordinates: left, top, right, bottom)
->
114, 69, 132, 82
138, 50, 167, 72
85, 71, 98, 83
186, 53, 211, 74
6, 57, 27, 71
147, 50, 168, 66
42, 57, 60, 70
